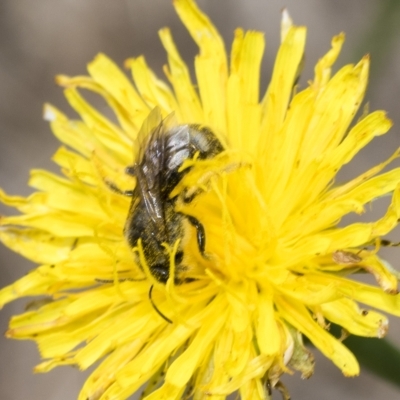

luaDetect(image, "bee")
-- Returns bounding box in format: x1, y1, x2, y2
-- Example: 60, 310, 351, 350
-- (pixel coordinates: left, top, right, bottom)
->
110, 108, 224, 286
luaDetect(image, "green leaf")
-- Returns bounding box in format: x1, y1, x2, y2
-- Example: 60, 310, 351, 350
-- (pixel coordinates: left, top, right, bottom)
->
354, 0, 400, 84
345, 336, 400, 387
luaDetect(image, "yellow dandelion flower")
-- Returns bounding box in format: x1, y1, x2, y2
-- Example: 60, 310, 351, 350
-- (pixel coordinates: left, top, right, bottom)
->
1, 0, 400, 399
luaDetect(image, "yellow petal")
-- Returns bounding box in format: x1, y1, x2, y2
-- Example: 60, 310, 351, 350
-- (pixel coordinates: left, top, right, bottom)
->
277, 296, 359, 376
313, 33, 345, 89
259, 25, 306, 159
87, 53, 149, 119
125, 56, 178, 116
174, 0, 227, 132
159, 27, 204, 122
320, 298, 388, 338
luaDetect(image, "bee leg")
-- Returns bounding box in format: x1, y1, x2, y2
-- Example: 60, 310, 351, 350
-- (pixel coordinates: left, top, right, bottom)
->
380, 239, 400, 247
185, 215, 206, 255
103, 165, 136, 195
95, 277, 145, 283
71, 238, 79, 251
265, 379, 272, 396
275, 380, 291, 400
96, 278, 123, 283
104, 179, 135, 196
125, 165, 135, 176
182, 189, 201, 204
149, 285, 173, 324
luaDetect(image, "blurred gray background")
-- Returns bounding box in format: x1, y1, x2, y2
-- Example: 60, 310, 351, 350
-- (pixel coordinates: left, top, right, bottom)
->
1, 0, 400, 399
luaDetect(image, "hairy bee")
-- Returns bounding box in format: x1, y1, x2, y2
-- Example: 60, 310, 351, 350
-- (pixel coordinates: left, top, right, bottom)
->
116, 108, 223, 284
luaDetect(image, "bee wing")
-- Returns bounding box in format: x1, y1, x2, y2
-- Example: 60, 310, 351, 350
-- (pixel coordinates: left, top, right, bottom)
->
134, 107, 178, 163
133, 108, 177, 230
134, 107, 163, 164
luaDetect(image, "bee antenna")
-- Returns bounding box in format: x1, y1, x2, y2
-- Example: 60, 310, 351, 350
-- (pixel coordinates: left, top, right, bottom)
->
149, 285, 173, 324
381, 239, 400, 247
